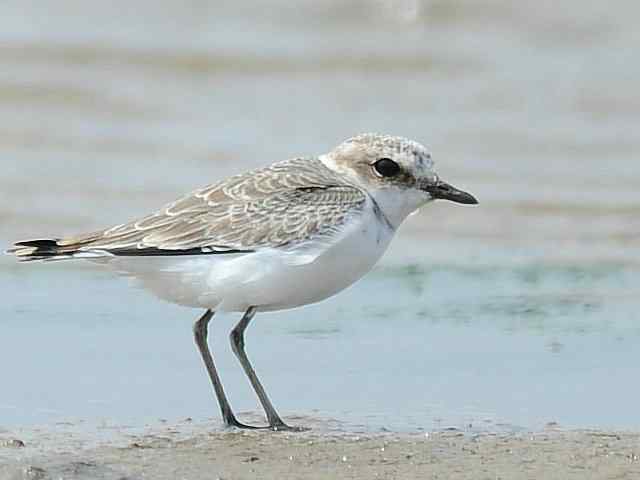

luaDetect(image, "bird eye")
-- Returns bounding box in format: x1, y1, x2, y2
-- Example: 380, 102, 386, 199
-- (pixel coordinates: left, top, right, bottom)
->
373, 158, 400, 178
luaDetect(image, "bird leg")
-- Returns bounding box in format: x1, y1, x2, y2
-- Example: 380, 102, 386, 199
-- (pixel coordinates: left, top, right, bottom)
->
230, 307, 305, 431
193, 309, 261, 429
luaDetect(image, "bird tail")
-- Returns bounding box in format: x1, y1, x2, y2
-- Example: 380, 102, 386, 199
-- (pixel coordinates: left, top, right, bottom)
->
6, 237, 99, 262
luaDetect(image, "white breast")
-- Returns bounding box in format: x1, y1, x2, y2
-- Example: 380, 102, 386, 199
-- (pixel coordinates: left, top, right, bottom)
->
211, 198, 396, 312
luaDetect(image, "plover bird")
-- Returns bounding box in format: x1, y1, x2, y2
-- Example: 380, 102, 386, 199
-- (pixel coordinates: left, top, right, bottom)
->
8, 133, 477, 431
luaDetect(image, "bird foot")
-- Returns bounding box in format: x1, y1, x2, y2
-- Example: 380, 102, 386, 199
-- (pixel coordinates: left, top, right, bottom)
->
224, 417, 266, 430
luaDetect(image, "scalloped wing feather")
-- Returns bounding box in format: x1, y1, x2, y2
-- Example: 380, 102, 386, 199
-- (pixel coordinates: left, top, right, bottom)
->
9, 157, 367, 260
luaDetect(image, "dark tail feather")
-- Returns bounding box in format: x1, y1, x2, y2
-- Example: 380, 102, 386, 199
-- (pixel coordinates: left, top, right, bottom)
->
6, 238, 78, 262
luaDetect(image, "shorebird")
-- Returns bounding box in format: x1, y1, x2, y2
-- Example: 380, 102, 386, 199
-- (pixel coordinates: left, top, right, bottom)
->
8, 133, 478, 431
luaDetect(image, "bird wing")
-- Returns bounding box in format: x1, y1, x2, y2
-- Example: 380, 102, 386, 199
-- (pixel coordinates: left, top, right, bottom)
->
16, 158, 368, 258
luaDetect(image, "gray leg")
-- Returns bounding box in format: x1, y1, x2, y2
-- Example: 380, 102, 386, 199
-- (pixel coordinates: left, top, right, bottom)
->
230, 307, 304, 431
193, 309, 262, 430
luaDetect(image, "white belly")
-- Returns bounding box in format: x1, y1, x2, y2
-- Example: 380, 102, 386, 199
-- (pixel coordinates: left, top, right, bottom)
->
108, 205, 396, 312
217, 210, 394, 312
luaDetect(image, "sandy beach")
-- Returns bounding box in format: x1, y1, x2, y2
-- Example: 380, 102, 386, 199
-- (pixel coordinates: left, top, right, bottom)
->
2, 420, 640, 480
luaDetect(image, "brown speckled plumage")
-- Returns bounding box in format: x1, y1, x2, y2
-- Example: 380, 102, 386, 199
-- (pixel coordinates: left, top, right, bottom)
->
9, 157, 367, 260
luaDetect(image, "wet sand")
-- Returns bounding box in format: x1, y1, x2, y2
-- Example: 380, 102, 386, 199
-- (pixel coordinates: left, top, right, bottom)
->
2, 420, 640, 480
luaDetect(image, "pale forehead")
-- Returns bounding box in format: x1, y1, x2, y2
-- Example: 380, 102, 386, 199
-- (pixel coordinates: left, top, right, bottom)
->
342, 133, 433, 168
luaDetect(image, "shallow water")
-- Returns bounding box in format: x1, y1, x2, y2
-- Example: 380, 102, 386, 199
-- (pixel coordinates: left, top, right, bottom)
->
1, 0, 640, 436
2, 260, 639, 434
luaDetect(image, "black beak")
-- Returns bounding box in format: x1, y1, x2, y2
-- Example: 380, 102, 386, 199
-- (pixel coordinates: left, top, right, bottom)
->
423, 180, 478, 205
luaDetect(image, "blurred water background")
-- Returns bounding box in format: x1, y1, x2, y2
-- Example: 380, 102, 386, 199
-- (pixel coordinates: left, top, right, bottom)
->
1, 0, 639, 434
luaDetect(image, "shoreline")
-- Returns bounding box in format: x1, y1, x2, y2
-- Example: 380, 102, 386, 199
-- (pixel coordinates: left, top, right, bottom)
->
2, 419, 639, 479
